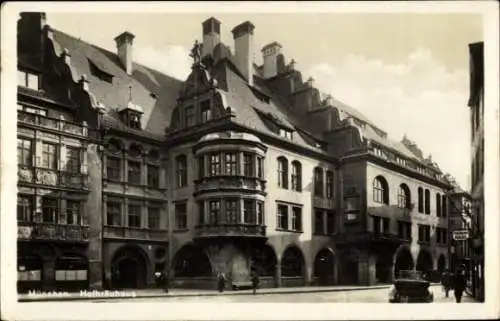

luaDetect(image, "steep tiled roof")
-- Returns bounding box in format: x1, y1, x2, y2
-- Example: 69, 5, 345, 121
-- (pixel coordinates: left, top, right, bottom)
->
50, 29, 183, 138
211, 58, 327, 154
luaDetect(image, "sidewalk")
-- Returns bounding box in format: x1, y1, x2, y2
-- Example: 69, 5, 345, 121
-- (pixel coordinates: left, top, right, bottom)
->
18, 284, 394, 302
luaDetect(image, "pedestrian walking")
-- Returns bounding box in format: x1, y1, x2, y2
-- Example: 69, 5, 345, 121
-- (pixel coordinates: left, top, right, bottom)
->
251, 273, 259, 295
154, 271, 162, 289
217, 271, 226, 293
163, 271, 170, 293
453, 268, 466, 303
441, 269, 451, 298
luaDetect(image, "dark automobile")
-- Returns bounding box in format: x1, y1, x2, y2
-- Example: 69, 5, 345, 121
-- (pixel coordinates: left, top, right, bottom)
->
389, 270, 434, 303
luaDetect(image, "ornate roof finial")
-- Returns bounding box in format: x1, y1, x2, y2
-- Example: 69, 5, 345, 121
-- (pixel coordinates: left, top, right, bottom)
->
289, 59, 296, 71
190, 40, 202, 64
306, 76, 315, 87
128, 85, 133, 102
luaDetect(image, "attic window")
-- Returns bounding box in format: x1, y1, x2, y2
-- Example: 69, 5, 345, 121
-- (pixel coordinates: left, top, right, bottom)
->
279, 128, 293, 140
120, 109, 142, 130
88, 59, 113, 83
18, 69, 39, 90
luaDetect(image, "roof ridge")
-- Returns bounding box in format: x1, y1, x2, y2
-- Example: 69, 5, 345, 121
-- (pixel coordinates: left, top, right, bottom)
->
51, 27, 182, 83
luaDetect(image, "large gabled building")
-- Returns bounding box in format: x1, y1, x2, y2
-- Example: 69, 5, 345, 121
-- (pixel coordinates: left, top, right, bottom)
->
16, 13, 454, 292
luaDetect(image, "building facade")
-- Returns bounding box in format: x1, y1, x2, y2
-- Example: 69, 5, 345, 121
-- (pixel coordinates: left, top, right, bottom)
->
16, 13, 454, 292
467, 41, 485, 302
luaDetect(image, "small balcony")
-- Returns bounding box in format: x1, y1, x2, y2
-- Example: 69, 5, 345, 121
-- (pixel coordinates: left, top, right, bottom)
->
18, 166, 88, 190
17, 110, 99, 138
17, 222, 89, 243
194, 224, 267, 240
194, 176, 266, 196
103, 226, 168, 241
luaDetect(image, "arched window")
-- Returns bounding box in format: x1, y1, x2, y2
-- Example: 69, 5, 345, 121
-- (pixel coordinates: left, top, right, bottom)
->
277, 157, 288, 189
436, 193, 441, 217
398, 184, 411, 209
417, 187, 424, 213
424, 189, 430, 214
314, 167, 324, 197
175, 154, 187, 188
291, 161, 302, 192
373, 176, 389, 204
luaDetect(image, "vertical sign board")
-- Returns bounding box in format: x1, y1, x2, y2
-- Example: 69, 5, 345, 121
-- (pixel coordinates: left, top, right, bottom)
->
452, 230, 470, 241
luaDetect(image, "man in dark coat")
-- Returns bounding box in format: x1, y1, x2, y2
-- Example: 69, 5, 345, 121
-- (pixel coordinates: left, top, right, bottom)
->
251, 273, 260, 295
453, 268, 467, 303
217, 272, 226, 293
441, 269, 451, 298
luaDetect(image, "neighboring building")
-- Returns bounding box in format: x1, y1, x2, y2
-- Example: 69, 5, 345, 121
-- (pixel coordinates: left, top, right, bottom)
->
16, 13, 454, 291
16, 13, 102, 292
467, 41, 484, 302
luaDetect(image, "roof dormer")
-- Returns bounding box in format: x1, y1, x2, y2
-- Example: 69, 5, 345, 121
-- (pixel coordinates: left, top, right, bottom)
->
18, 68, 40, 91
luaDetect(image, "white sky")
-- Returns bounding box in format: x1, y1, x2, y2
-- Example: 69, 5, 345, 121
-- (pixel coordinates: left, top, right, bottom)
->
45, 12, 483, 190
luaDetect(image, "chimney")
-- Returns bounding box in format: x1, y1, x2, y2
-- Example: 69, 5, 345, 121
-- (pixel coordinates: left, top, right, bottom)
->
231, 21, 255, 86
114, 31, 135, 75
262, 41, 282, 79
18, 12, 47, 67
202, 17, 221, 58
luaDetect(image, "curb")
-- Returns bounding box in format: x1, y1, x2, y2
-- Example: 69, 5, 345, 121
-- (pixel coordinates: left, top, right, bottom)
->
18, 285, 392, 302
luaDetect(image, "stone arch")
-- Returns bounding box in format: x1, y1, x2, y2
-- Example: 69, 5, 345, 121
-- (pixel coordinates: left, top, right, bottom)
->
128, 142, 144, 158
111, 245, 149, 289
393, 246, 414, 278
172, 243, 212, 277
373, 175, 389, 204
339, 248, 361, 285
416, 249, 434, 273
106, 137, 124, 154
250, 243, 278, 277
437, 254, 447, 273
313, 247, 337, 286
281, 245, 306, 277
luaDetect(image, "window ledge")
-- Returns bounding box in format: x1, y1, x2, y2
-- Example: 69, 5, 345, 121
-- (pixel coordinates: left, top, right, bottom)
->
275, 228, 302, 233
173, 228, 189, 233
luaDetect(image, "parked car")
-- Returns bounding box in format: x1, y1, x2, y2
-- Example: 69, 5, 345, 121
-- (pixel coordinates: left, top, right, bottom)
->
389, 270, 434, 303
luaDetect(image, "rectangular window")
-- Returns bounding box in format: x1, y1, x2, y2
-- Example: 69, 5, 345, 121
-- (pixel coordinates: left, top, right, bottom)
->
106, 201, 122, 226
225, 199, 238, 223
18, 70, 39, 90
66, 200, 81, 225
128, 205, 141, 228
175, 203, 187, 229
244, 200, 255, 224
17, 138, 32, 167
198, 157, 205, 179
326, 171, 334, 199
185, 106, 195, 127
176, 156, 187, 188
209, 153, 221, 176
257, 201, 264, 225
398, 221, 404, 239
107, 157, 121, 181
201, 101, 211, 123
148, 206, 160, 229
17, 195, 33, 222
127, 161, 141, 185
277, 204, 288, 230
42, 143, 58, 169
42, 198, 58, 223
291, 207, 302, 232
198, 201, 205, 225
225, 153, 238, 175
257, 157, 264, 179
326, 211, 335, 234
243, 153, 254, 177
147, 165, 159, 188
382, 217, 390, 233
66, 147, 81, 173
209, 200, 220, 225
418, 225, 431, 243
314, 209, 324, 234
314, 168, 324, 197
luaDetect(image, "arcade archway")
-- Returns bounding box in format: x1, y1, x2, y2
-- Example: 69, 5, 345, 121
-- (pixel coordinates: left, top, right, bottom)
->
394, 247, 414, 278
376, 252, 393, 284
111, 246, 148, 289
339, 250, 359, 285
281, 246, 305, 277
172, 244, 212, 277
313, 248, 336, 286
416, 249, 434, 273
17, 253, 43, 293
250, 244, 277, 278
437, 254, 446, 273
